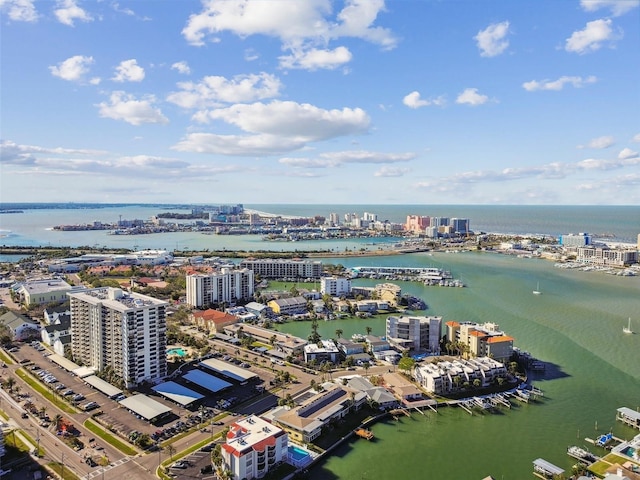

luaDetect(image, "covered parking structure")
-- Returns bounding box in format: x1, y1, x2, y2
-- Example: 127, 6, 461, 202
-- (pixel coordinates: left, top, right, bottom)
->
83, 375, 123, 399
47, 353, 80, 372
119, 394, 173, 424
72, 366, 96, 378
199, 358, 257, 385
182, 369, 232, 393
152, 381, 204, 408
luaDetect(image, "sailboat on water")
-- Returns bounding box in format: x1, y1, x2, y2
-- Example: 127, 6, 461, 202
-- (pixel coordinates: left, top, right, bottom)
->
623, 318, 634, 334
533, 282, 542, 295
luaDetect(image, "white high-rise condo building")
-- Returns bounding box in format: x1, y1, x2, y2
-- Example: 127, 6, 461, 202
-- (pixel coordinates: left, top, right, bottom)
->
68, 287, 167, 389
239, 259, 322, 279
186, 268, 255, 308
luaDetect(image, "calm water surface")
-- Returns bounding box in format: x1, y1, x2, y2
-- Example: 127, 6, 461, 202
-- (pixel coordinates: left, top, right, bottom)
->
276, 252, 640, 479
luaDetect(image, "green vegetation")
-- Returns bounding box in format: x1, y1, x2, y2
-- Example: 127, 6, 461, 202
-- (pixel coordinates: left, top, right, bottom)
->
15, 369, 77, 413
84, 418, 138, 456
47, 462, 80, 480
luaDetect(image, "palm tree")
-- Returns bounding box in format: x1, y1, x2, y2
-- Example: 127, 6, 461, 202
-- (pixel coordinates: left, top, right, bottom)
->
39, 406, 47, 419
4, 376, 15, 393
335, 328, 343, 339
365, 326, 372, 336
53, 414, 63, 431
166, 444, 176, 461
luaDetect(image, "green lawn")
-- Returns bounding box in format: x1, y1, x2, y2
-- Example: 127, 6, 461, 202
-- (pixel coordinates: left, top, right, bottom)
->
84, 418, 138, 456
15, 368, 77, 413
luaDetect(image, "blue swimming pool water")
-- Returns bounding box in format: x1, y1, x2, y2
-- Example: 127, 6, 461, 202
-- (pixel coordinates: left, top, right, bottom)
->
289, 445, 310, 461
167, 348, 186, 357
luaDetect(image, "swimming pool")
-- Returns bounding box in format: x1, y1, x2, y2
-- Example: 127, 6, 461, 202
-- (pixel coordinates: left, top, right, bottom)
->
288, 445, 312, 465
167, 347, 186, 357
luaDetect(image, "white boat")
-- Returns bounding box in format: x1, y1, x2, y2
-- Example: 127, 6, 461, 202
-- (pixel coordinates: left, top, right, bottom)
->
623, 317, 633, 334
533, 282, 542, 295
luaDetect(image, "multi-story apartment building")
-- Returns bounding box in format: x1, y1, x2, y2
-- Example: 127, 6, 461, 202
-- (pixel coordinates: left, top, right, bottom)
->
239, 259, 323, 280
303, 340, 340, 364
559, 232, 592, 247
186, 268, 254, 308
451, 218, 470, 235
445, 321, 514, 362
68, 287, 167, 389
386, 315, 442, 354
576, 246, 638, 267
320, 276, 351, 297
221, 415, 288, 480
405, 215, 430, 234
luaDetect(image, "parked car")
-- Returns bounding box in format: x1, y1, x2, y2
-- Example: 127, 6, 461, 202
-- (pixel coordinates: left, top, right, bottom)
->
171, 461, 188, 469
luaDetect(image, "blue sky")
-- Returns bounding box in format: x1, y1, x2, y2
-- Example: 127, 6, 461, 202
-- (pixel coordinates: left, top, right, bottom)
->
1, 0, 639, 205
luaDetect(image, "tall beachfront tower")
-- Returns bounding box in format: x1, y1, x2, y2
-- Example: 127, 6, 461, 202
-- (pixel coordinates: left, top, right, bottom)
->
68, 287, 167, 389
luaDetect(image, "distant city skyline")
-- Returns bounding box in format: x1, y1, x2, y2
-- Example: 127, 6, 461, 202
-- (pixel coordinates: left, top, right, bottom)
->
1, 0, 639, 205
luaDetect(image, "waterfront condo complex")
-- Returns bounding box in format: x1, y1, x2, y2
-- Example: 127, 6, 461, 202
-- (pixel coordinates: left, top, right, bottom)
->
386, 315, 442, 354
239, 258, 323, 280
68, 287, 167, 389
186, 268, 255, 308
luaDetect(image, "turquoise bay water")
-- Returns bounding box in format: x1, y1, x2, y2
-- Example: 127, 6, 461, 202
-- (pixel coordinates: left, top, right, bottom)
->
276, 251, 640, 479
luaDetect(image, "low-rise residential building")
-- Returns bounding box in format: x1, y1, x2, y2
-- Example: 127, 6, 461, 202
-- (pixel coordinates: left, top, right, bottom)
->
386, 315, 442, 354
244, 302, 271, 318
0, 311, 40, 341
267, 296, 308, 315
44, 306, 71, 325
223, 324, 307, 355
304, 340, 340, 364
335, 338, 365, 357
365, 335, 390, 353
373, 283, 402, 306
413, 358, 507, 395
15, 278, 74, 306
41, 317, 70, 346
190, 309, 239, 335
221, 415, 288, 480
269, 383, 366, 443
345, 376, 398, 410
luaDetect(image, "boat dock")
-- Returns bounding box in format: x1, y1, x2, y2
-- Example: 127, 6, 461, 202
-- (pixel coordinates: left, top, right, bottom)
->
354, 428, 374, 440
389, 408, 411, 418
567, 445, 600, 464
532, 458, 565, 479
617, 407, 640, 430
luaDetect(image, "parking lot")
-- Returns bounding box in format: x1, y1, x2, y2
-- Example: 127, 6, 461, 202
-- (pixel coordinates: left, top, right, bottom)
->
8, 340, 278, 445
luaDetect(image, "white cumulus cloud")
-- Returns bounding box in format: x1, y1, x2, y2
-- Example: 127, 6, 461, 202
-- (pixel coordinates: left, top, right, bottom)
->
565, 18, 617, 54
173, 100, 370, 156
522, 75, 597, 91
455, 88, 489, 106
181, 0, 396, 71
402, 91, 445, 109
171, 61, 191, 75
167, 73, 282, 109
582, 136, 615, 149
49, 55, 94, 82
474, 21, 510, 57
0, 0, 38, 22
54, 0, 93, 26
580, 0, 639, 16
97, 91, 168, 125
374, 166, 410, 177
279, 46, 353, 71
618, 148, 638, 159
112, 59, 145, 83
